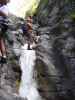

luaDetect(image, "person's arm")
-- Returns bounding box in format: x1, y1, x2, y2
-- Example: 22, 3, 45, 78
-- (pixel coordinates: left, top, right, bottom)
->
0, 5, 9, 16
0, 11, 6, 16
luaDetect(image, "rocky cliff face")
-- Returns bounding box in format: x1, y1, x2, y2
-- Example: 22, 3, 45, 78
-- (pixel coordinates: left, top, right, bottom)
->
0, 0, 75, 100
0, 15, 26, 100
33, 0, 75, 100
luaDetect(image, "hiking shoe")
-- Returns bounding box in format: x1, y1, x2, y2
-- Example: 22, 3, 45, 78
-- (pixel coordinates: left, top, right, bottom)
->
1, 56, 7, 64
30, 42, 37, 49
0, 56, 2, 63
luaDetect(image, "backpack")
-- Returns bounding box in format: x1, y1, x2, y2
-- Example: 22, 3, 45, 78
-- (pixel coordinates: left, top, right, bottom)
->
21, 24, 28, 33
0, 0, 9, 5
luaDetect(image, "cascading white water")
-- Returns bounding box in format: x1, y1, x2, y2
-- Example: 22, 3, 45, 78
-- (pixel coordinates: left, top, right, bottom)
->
19, 44, 41, 100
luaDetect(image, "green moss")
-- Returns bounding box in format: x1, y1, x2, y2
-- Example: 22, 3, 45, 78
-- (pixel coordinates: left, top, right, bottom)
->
70, 12, 75, 19
16, 79, 21, 92
65, 0, 74, 3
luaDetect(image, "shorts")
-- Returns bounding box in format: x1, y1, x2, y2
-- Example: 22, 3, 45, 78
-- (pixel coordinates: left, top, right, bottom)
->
0, 16, 8, 37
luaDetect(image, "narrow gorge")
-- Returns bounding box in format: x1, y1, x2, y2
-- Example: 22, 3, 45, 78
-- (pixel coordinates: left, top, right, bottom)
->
0, 0, 75, 100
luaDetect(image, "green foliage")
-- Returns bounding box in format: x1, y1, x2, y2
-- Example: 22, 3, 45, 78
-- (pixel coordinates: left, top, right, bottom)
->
25, 0, 40, 17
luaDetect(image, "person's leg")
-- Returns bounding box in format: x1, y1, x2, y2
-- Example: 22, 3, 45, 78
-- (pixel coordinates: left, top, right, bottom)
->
0, 50, 2, 57
0, 37, 2, 57
0, 43, 2, 57
0, 37, 6, 58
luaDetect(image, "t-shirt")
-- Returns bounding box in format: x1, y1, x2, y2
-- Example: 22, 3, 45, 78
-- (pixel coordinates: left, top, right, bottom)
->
0, 5, 8, 16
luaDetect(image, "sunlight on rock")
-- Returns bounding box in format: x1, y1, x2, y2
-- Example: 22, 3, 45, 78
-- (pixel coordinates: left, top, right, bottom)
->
8, 0, 40, 18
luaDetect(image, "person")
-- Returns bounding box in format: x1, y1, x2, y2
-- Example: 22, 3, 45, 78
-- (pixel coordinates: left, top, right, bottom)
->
26, 16, 37, 49
0, 0, 9, 63
22, 16, 40, 50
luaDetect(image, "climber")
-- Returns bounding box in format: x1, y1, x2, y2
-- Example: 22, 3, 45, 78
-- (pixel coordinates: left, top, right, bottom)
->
26, 16, 38, 49
21, 16, 40, 50
0, 0, 9, 63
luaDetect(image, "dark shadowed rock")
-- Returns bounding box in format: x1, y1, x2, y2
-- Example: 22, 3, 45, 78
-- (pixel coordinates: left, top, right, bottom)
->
33, 0, 75, 100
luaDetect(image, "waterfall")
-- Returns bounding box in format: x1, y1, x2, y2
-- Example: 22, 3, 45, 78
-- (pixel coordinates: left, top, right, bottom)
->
19, 44, 41, 100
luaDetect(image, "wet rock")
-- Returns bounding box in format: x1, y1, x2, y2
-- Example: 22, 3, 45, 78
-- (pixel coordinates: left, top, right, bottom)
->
0, 15, 25, 98
0, 0, 75, 100
34, 0, 75, 100
0, 89, 26, 100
